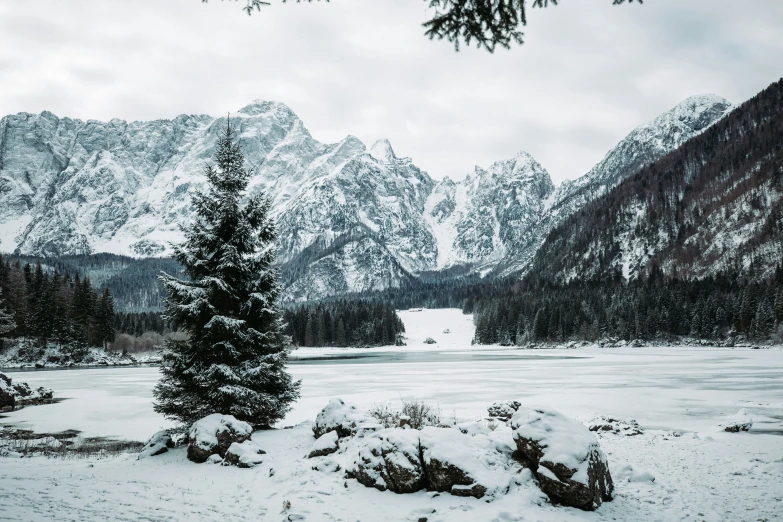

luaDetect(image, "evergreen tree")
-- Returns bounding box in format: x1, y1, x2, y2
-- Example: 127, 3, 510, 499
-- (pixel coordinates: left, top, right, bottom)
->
0, 289, 16, 337
154, 120, 300, 427
95, 288, 117, 349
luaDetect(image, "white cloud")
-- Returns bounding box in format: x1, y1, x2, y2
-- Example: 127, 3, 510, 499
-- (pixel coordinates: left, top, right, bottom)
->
0, 0, 781, 184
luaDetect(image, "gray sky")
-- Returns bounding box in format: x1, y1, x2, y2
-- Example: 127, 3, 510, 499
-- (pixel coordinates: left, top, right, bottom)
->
0, 0, 781, 184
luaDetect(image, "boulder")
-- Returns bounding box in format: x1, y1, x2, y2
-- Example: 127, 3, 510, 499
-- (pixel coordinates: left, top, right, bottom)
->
187, 414, 253, 463
423, 337, 436, 344
722, 409, 753, 432
313, 398, 372, 439
511, 407, 613, 511
308, 431, 339, 458
224, 440, 266, 468
349, 428, 425, 493
487, 401, 521, 422
0, 374, 15, 409
419, 427, 516, 499
138, 430, 174, 459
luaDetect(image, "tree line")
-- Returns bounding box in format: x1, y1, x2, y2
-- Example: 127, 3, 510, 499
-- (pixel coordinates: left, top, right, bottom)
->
0, 255, 116, 349
469, 267, 783, 345
283, 300, 405, 347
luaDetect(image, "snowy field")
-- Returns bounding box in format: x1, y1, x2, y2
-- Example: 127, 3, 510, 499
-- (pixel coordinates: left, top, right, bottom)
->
1, 309, 782, 521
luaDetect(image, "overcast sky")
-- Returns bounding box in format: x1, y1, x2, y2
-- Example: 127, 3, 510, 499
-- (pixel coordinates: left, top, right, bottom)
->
0, 0, 781, 184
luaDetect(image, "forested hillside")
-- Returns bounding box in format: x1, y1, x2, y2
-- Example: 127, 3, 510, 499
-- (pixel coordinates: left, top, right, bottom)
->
0, 256, 116, 349
470, 269, 783, 345
528, 79, 783, 284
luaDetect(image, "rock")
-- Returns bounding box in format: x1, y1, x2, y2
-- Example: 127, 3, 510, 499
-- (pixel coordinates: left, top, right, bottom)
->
313, 398, 372, 439
0, 374, 16, 409
722, 409, 753, 432
138, 430, 174, 459
224, 440, 266, 468
487, 401, 521, 422
187, 414, 253, 463
423, 337, 436, 344
587, 416, 643, 436
511, 407, 613, 511
349, 428, 425, 493
399, 415, 411, 428
419, 427, 516, 499
308, 431, 339, 458
206, 454, 224, 465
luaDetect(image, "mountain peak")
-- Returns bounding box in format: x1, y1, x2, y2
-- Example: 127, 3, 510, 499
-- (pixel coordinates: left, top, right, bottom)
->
369, 139, 397, 164
236, 100, 297, 119
657, 94, 732, 133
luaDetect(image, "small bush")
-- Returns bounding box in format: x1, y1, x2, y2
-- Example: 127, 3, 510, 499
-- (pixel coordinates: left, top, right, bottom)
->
368, 398, 441, 430
423, 337, 436, 344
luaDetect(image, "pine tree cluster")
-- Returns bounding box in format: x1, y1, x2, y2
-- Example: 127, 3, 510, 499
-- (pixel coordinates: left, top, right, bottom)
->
470, 268, 783, 345
283, 300, 405, 347
0, 255, 116, 349
114, 311, 167, 336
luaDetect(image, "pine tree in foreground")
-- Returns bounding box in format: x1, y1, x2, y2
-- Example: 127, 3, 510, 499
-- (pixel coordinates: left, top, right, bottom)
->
153, 119, 300, 427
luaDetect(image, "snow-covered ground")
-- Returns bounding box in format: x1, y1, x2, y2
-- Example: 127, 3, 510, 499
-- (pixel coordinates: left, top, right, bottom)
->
2, 309, 782, 521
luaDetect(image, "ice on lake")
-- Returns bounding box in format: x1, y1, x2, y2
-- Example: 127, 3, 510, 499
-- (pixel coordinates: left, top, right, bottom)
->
4, 308, 782, 440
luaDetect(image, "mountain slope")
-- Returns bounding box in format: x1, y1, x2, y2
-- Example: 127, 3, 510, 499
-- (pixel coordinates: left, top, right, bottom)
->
494, 94, 733, 276
528, 79, 783, 284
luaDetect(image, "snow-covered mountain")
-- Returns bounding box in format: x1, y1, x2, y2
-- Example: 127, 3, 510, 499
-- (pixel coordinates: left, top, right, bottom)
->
0, 94, 733, 301
493, 94, 733, 276
526, 80, 783, 284
424, 151, 554, 273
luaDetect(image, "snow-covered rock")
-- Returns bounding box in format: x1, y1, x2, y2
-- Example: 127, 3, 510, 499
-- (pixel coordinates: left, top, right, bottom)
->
187, 414, 253, 463
138, 430, 174, 459
0, 372, 54, 409
722, 409, 753, 433
487, 400, 521, 422
511, 407, 613, 511
313, 398, 372, 439
0, 373, 15, 409
223, 440, 266, 468
588, 416, 643, 436
308, 431, 339, 458
419, 427, 517, 499
349, 428, 425, 494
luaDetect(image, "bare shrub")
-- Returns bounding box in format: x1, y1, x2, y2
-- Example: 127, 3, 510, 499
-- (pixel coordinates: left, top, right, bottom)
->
110, 331, 166, 355
368, 397, 441, 430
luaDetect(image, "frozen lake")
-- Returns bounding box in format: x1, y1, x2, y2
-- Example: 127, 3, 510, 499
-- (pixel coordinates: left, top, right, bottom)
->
2, 309, 782, 521
3, 309, 782, 440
